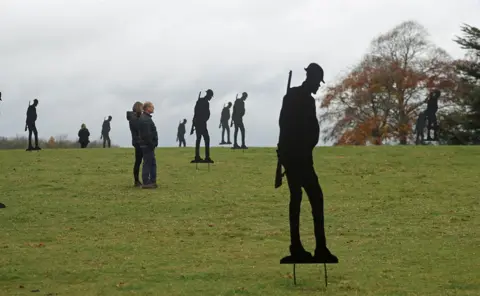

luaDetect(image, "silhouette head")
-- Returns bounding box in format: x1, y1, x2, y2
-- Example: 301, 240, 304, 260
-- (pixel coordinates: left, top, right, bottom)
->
81, 123, 86, 129
132, 101, 143, 115
143, 101, 155, 114
205, 89, 214, 101
241, 92, 248, 100
430, 89, 441, 99
304, 63, 325, 94
33, 99, 39, 106
183, 119, 187, 124
108, 115, 112, 121
227, 102, 232, 108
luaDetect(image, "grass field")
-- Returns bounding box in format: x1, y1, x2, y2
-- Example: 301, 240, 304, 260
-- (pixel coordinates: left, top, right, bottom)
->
0, 146, 479, 296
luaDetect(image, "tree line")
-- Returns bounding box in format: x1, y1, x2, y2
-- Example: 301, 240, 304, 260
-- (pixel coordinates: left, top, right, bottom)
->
0, 135, 118, 149
319, 21, 480, 145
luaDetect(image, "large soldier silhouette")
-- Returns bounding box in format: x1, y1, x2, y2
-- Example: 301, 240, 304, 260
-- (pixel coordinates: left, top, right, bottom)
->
231, 92, 248, 149
277, 63, 338, 263
190, 89, 214, 163
25, 99, 41, 151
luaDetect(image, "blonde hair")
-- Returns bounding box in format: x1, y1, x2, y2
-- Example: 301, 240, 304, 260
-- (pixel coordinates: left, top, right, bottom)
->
132, 101, 143, 115
143, 101, 153, 111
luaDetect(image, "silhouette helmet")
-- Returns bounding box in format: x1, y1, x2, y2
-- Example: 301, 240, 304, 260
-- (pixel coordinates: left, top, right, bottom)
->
242, 92, 248, 97
206, 89, 214, 96
305, 63, 325, 83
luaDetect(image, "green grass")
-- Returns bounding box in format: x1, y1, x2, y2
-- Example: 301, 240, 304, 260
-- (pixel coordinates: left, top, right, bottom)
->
0, 146, 479, 296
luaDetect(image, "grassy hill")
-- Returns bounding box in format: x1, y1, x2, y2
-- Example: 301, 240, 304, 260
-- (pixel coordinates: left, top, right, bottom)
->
0, 147, 479, 296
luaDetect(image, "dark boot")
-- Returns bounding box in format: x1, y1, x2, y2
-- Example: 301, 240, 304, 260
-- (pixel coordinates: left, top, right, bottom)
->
191, 156, 204, 163
134, 181, 142, 188
313, 247, 338, 263
203, 157, 214, 163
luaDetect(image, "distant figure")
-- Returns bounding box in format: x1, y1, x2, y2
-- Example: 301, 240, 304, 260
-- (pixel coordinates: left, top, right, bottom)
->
177, 119, 187, 147
219, 102, 232, 145
101, 116, 112, 148
129, 101, 144, 187
277, 63, 338, 263
0, 92, 2, 101
415, 112, 426, 145
25, 99, 41, 151
190, 89, 214, 163
425, 89, 440, 141
138, 101, 158, 189
78, 123, 90, 148
231, 92, 248, 149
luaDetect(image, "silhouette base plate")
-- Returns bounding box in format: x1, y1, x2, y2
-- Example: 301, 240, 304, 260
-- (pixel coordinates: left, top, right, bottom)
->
280, 255, 337, 286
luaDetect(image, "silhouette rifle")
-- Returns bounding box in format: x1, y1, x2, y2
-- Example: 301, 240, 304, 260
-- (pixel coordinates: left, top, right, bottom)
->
275, 70, 292, 188
24, 100, 30, 132
190, 91, 201, 135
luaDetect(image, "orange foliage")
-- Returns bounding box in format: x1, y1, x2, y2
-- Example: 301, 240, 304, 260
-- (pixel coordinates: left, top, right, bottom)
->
47, 136, 56, 148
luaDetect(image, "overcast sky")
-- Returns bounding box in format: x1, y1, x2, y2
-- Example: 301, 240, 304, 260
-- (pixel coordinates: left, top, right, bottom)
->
0, 0, 478, 147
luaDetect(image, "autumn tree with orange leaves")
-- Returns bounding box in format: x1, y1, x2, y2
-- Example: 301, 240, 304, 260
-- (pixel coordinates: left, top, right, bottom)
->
320, 21, 459, 145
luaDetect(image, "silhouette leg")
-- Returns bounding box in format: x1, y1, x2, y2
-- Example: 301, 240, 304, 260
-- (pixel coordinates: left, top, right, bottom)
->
28, 128, 33, 148
204, 130, 210, 159
227, 125, 231, 143
234, 125, 239, 146
107, 136, 111, 148
103, 137, 106, 148
240, 123, 246, 147
221, 126, 226, 143
195, 133, 201, 158
285, 167, 304, 250
33, 126, 39, 147
302, 166, 327, 251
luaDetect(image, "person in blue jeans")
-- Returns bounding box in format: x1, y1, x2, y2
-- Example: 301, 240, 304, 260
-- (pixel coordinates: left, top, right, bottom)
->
138, 101, 158, 189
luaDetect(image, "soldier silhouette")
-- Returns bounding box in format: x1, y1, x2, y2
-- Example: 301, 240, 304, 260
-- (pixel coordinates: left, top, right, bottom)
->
415, 111, 426, 145
277, 63, 338, 263
190, 89, 214, 163
78, 123, 90, 148
101, 116, 112, 148
219, 102, 232, 145
425, 89, 440, 141
177, 119, 187, 147
231, 92, 248, 149
25, 99, 41, 151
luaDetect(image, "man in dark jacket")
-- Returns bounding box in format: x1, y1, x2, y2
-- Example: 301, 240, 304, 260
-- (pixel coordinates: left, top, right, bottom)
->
25, 99, 41, 151
190, 89, 214, 163
129, 102, 144, 187
78, 123, 90, 148
138, 101, 158, 189
177, 119, 187, 147
101, 116, 112, 148
219, 102, 232, 145
278, 63, 338, 263
231, 92, 248, 149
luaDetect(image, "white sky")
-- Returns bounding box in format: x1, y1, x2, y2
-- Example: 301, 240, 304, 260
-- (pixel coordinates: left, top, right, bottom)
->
0, 0, 479, 147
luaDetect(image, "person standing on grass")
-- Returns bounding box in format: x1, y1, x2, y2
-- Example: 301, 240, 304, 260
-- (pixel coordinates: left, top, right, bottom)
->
277, 63, 338, 263
129, 102, 144, 187
78, 123, 90, 148
138, 101, 158, 189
